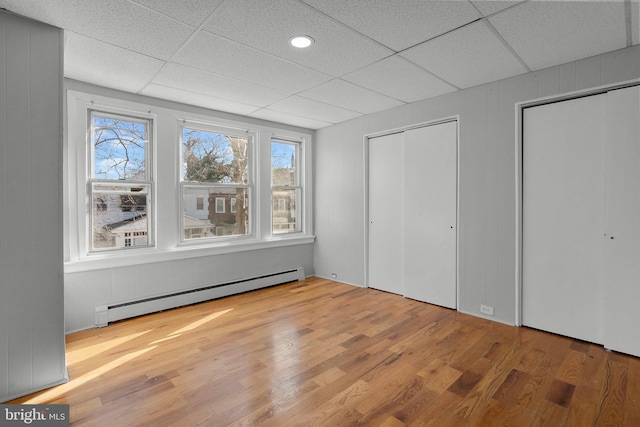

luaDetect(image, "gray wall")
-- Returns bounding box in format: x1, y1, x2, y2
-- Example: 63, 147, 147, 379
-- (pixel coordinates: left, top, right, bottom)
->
313, 45, 640, 325
0, 11, 66, 402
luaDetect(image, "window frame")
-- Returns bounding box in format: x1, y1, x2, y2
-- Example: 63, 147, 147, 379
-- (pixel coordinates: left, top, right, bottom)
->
87, 109, 155, 253
271, 138, 303, 235
179, 121, 256, 244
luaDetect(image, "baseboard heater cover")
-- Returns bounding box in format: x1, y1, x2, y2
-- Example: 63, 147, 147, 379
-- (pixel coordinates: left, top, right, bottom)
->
95, 267, 305, 327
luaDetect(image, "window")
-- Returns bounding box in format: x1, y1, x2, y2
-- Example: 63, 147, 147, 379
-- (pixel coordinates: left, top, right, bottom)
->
124, 231, 147, 247
275, 199, 286, 211
96, 198, 107, 211
271, 139, 301, 234
215, 197, 225, 213
120, 192, 146, 212
181, 125, 252, 241
89, 111, 153, 251
67, 90, 313, 266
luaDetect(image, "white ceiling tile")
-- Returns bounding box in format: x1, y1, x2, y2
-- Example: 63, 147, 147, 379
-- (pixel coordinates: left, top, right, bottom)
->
1, 0, 634, 129
0, 0, 55, 22
203, 0, 393, 77
153, 63, 288, 107
65, 32, 165, 93
173, 31, 332, 93
343, 56, 458, 103
141, 84, 260, 116
401, 20, 528, 89
299, 79, 404, 115
267, 96, 362, 124
0, 0, 194, 60
249, 109, 332, 130
471, 1, 526, 17
130, 0, 224, 27
489, 0, 628, 71
301, 0, 481, 52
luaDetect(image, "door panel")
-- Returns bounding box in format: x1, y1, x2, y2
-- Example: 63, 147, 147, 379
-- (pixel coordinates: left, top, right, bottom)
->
368, 132, 404, 295
404, 122, 457, 308
522, 95, 606, 344
604, 86, 640, 357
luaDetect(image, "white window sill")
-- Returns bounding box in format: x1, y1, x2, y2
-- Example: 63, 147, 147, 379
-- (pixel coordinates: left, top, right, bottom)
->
64, 235, 316, 274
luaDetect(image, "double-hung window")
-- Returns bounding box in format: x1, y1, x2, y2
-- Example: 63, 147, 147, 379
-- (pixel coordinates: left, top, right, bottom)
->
89, 111, 153, 251
181, 124, 252, 241
67, 89, 313, 266
271, 139, 301, 234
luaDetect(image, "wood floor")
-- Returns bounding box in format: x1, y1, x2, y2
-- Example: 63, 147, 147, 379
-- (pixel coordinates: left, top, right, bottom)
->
10, 277, 640, 426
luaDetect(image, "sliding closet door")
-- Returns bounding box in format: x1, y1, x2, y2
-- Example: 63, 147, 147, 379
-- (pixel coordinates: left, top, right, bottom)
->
404, 122, 457, 308
368, 122, 457, 306
522, 95, 606, 344
604, 86, 640, 357
368, 132, 404, 295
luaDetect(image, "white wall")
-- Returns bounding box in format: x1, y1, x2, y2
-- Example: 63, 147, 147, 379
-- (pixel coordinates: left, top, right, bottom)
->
313, 45, 640, 325
63, 80, 315, 333
0, 11, 67, 402
65, 245, 314, 332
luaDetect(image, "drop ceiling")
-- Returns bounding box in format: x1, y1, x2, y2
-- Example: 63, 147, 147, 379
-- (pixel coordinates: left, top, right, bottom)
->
0, 0, 638, 129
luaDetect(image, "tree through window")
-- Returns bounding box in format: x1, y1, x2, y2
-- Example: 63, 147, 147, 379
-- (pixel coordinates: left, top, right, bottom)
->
93, 115, 147, 180
181, 126, 251, 240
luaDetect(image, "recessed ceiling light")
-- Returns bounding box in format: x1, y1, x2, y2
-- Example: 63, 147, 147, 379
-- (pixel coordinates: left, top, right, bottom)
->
289, 36, 314, 49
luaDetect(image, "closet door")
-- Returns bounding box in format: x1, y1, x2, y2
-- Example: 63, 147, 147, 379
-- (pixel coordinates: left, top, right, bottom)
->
604, 86, 640, 357
404, 122, 457, 308
368, 132, 404, 295
522, 95, 606, 344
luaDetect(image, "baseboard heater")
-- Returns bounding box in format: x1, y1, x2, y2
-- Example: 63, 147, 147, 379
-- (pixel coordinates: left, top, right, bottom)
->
95, 267, 305, 327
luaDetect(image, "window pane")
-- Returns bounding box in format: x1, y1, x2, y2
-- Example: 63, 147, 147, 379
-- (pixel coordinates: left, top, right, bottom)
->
182, 128, 248, 184
93, 114, 147, 180
183, 186, 249, 240
91, 185, 149, 249
215, 197, 225, 213
272, 188, 299, 234
271, 141, 296, 186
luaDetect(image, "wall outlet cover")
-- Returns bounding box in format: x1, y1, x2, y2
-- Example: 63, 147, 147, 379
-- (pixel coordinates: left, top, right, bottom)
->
480, 304, 494, 316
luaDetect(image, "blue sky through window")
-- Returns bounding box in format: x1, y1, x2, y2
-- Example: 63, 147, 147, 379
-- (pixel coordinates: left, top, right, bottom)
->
93, 115, 147, 180
271, 141, 295, 170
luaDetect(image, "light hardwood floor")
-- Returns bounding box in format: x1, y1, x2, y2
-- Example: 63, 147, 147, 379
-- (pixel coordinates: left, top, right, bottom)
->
10, 277, 640, 426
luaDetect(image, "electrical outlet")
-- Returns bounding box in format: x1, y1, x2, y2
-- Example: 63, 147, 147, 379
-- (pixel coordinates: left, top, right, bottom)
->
480, 304, 494, 316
